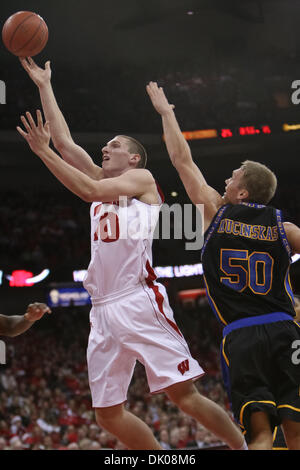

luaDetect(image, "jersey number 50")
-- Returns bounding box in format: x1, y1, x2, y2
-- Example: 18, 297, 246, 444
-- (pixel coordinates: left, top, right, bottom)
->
220, 249, 274, 295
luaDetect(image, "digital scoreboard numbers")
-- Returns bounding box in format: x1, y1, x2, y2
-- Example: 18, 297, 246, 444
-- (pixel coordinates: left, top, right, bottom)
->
166, 122, 300, 141
219, 125, 272, 138
169, 124, 274, 141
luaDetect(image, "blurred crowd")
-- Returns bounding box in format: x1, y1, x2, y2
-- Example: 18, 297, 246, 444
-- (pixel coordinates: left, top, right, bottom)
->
0, 301, 230, 450
0, 190, 90, 275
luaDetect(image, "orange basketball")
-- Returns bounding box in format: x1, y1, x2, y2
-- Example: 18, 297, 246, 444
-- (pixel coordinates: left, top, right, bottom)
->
2, 11, 48, 57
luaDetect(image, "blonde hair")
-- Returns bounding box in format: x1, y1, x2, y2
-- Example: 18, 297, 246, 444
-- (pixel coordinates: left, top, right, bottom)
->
240, 160, 277, 204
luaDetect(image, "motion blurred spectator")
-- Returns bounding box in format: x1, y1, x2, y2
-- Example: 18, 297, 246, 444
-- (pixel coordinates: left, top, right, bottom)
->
158, 429, 171, 450
0, 300, 232, 449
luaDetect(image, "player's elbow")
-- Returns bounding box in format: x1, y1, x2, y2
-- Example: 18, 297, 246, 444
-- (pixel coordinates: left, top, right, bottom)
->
81, 182, 99, 203
81, 191, 94, 203
53, 135, 73, 154
168, 151, 180, 167
170, 151, 192, 169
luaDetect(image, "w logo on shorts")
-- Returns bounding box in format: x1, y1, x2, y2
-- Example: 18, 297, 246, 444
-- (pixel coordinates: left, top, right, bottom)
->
177, 359, 189, 375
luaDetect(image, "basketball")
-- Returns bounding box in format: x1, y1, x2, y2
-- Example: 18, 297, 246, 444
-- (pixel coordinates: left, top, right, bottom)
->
2, 11, 48, 57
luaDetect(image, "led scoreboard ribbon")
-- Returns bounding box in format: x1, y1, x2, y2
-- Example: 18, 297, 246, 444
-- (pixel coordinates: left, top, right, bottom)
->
221, 125, 271, 138
178, 125, 272, 141
163, 122, 300, 141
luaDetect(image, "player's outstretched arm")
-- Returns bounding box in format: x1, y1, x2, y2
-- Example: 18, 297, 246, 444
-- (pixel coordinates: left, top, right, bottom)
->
17, 111, 153, 203
146, 81, 223, 227
0, 303, 51, 337
19, 57, 102, 180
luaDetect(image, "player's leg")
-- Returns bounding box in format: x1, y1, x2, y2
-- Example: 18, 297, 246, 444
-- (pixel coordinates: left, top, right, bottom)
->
248, 411, 273, 450
165, 380, 246, 450
87, 301, 163, 450
274, 322, 300, 450
95, 403, 162, 450
281, 419, 300, 450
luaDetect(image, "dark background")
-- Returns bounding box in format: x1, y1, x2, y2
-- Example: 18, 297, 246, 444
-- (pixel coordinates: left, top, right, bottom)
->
1, 0, 300, 309
0, 0, 298, 452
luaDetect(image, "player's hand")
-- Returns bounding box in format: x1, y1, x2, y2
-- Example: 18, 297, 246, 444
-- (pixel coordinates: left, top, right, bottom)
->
17, 110, 50, 156
19, 57, 51, 88
146, 81, 175, 116
24, 302, 51, 322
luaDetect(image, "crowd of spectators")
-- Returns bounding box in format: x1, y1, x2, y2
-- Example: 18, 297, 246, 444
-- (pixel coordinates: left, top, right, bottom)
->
0, 300, 231, 450
0, 190, 90, 276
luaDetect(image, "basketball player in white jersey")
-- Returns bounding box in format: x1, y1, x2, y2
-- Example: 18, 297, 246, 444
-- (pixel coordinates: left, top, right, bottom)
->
17, 57, 247, 450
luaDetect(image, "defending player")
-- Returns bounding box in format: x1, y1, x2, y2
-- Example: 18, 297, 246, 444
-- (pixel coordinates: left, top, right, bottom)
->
147, 81, 300, 450
0, 303, 51, 337
16, 58, 247, 451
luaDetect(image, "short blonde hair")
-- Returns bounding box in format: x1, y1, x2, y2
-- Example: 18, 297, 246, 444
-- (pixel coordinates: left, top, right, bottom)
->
240, 160, 277, 204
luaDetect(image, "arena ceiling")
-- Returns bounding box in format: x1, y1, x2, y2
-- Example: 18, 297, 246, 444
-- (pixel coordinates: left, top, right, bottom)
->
1, 0, 300, 190
1, 0, 299, 70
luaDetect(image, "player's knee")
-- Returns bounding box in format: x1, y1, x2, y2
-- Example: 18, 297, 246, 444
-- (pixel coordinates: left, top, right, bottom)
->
249, 414, 273, 448
95, 405, 123, 429
166, 381, 199, 411
249, 430, 273, 449
287, 434, 300, 450
282, 420, 300, 449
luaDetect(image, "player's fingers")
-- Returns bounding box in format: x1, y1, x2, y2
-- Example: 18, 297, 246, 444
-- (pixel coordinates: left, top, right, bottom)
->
27, 57, 36, 67
19, 56, 30, 71
159, 87, 167, 97
31, 304, 40, 310
45, 60, 51, 70
26, 111, 37, 128
146, 83, 156, 98
38, 303, 48, 309
39, 305, 51, 315
36, 109, 43, 128
20, 115, 32, 132
36, 302, 51, 312
16, 126, 28, 139
33, 302, 44, 309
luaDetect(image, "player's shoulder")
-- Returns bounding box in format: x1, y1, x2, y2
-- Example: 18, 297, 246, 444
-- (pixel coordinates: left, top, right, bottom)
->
283, 221, 300, 233
126, 168, 155, 183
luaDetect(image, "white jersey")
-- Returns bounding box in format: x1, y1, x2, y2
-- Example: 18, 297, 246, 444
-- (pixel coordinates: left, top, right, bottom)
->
83, 192, 163, 301
84, 187, 205, 406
